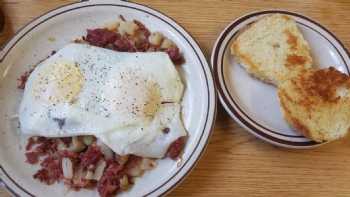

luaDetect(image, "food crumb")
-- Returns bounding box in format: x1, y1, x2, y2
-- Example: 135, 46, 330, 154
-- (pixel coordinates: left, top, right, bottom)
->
176, 157, 183, 167
48, 37, 56, 42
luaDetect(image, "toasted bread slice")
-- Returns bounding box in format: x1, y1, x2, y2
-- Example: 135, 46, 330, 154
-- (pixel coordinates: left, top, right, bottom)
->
231, 14, 313, 85
278, 67, 350, 142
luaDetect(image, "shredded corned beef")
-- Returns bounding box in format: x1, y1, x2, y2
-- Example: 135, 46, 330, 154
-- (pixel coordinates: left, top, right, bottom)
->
25, 137, 59, 165
25, 152, 39, 164
79, 144, 103, 169
34, 155, 62, 185
85, 28, 119, 48
167, 137, 186, 160
25, 137, 126, 195
34, 138, 57, 154
33, 169, 51, 184
113, 36, 135, 52
17, 69, 33, 89
25, 134, 181, 196
165, 46, 183, 64
25, 137, 36, 151
97, 160, 123, 197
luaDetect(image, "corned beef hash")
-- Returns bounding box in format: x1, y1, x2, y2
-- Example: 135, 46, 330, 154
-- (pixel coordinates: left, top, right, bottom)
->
18, 16, 187, 197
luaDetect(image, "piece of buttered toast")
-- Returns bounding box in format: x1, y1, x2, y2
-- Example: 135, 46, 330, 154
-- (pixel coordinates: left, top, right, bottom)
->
278, 67, 350, 142
231, 14, 313, 85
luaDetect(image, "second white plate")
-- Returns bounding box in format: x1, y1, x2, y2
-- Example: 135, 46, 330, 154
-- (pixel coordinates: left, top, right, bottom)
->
211, 10, 350, 148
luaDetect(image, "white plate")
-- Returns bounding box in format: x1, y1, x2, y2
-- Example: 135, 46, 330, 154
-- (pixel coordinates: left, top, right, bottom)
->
0, 1, 217, 196
211, 10, 350, 148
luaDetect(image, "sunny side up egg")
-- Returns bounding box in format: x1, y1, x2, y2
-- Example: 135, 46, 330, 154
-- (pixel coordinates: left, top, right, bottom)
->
19, 43, 187, 158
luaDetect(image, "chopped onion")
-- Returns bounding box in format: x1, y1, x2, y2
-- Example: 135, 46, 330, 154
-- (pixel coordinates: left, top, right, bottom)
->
85, 170, 94, 180
96, 139, 114, 159
93, 160, 106, 180
62, 158, 73, 179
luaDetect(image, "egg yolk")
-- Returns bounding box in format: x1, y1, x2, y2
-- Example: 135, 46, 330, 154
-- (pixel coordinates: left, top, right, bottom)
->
115, 75, 161, 118
136, 79, 161, 117
33, 61, 84, 104
101, 68, 161, 120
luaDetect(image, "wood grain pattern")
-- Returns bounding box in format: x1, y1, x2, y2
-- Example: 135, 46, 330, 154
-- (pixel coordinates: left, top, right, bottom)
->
1, 0, 350, 196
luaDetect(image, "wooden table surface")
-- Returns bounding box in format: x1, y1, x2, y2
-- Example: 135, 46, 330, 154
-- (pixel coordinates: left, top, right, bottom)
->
1, 0, 350, 196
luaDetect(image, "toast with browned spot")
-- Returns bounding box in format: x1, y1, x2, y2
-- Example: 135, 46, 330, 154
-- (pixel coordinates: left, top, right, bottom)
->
231, 14, 313, 85
278, 67, 350, 142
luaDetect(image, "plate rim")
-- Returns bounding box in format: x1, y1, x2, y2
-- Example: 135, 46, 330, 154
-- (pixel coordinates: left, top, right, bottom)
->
0, 1, 217, 196
211, 9, 350, 149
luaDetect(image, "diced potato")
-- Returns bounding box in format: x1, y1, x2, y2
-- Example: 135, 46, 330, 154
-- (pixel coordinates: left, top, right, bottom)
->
148, 32, 164, 46
115, 155, 129, 166
118, 21, 139, 36
106, 23, 119, 31
69, 136, 86, 152
120, 175, 129, 190
127, 164, 143, 177
140, 158, 157, 170
107, 16, 125, 31
82, 135, 94, 146
160, 38, 175, 49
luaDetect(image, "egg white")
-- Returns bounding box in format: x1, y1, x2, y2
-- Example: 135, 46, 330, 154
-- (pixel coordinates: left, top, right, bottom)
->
19, 43, 186, 158
97, 103, 186, 158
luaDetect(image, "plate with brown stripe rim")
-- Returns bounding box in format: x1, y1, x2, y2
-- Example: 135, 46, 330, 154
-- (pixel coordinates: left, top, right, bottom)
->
211, 10, 350, 148
0, 0, 217, 196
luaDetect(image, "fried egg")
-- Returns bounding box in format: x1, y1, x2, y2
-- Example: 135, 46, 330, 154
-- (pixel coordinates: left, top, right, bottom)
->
19, 43, 186, 158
